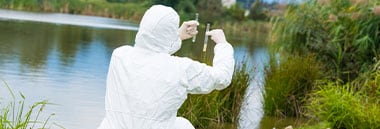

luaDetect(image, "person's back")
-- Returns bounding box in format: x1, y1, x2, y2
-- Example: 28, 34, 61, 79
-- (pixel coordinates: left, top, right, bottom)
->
98, 5, 235, 129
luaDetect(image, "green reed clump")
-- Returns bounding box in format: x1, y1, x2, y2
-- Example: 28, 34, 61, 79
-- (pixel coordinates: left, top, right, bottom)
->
351, 60, 380, 99
265, 0, 380, 127
178, 62, 251, 129
301, 60, 380, 129
305, 80, 380, 129
270, 0, 380, 81
0, 81, 61, 129
264, 54, 323, 118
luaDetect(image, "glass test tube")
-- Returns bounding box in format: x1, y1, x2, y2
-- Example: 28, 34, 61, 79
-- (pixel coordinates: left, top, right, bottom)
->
192, 13, 199, 43
203, 23, 210, 52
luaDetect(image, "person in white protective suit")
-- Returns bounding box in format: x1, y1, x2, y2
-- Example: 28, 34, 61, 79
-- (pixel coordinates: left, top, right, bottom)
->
98, 5, 235, 129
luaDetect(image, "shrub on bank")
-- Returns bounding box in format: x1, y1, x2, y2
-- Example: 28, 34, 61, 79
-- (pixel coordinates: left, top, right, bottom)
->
300, 61, 380, 129
264, 54, 323, 118
305, 80, 380, 129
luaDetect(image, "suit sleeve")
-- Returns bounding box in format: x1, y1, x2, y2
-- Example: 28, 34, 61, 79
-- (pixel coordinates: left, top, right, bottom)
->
179, 42, 235, 94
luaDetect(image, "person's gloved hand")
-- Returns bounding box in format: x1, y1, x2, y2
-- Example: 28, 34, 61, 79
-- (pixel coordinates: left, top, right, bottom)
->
206, 29, 227, 44
179, 20, 199, 40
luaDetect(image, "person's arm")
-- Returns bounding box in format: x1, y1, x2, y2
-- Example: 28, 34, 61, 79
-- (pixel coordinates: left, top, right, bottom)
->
179, 29, 235, 94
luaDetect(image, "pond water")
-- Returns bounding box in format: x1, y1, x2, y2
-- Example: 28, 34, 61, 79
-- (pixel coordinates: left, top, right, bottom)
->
0, 9, 269, 129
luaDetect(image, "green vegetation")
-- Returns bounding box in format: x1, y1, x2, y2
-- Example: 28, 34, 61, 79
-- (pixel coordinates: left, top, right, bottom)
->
264, 54, 323, 118
0, 81, 61, 129
178, 62, 251, 129
270, 0, 380, 81
296, 121, 331, 129
266, 0, 380, 128
0, 0, 149, 22
301, 61, 380, 129
222, 20, 271, 43
305, 80, 380, 129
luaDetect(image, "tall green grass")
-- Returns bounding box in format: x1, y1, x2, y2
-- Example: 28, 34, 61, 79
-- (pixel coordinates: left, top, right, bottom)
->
264, 54, 323, 118
299, 60, 380, 129
265, 0, 380, 127
178, 61, 251, 129
305, 80, 380, 129
0, 81, 62, 129
270, 0, 380, 81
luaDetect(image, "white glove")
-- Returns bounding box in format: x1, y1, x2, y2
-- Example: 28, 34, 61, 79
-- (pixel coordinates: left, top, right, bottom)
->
179, 20, 199, 40
206, 29, 227, 44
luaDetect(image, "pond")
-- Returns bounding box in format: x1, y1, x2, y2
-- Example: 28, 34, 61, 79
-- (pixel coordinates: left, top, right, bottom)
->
0, 9, 269, 129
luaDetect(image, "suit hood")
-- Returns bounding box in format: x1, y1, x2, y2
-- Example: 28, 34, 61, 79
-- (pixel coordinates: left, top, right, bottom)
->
134, 5, 181, 54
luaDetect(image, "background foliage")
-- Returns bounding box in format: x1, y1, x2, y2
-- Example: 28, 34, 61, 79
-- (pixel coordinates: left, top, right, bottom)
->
270, 0, 380, 81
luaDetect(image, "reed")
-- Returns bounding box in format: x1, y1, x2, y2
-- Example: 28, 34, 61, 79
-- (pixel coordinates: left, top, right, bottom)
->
304, 80, 380, 129
263, 54, 323, 118
298, 60, 380, 129
270, 0, 380, 82
262, 0, 380, 127
0, 81, 62, 129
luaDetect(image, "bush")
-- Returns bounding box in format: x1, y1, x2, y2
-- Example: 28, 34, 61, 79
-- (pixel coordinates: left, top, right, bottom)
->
176, 0, 197, 21
264, 54, 323, 118
249, 0, 268, 20
196, 0, 224, 22
306, 80, 380, 129
178, 61, 251, 128
226, 4, 246, 21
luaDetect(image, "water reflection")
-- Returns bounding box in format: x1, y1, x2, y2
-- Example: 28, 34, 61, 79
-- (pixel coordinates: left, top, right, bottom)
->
0, 21, 136, 68
0, 13, 268, 128
0, 20, 137, 128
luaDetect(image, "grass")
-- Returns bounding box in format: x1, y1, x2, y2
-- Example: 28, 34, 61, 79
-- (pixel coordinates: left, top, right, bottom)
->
264, 0, 380, 126
296, 61, 380, 129
178, 61, 251, 129
0, 81, 62, 129
270, 0, 380, 81
295, 121, 331, 129
270, 63, 380, 128
263, 54, 323, 118
0, 0, 149, 23
304, 80, 380, 129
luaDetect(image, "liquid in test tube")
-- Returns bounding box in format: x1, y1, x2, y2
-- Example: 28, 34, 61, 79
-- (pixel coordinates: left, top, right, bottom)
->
192, 13, 199, 43
203, 23, 210, 52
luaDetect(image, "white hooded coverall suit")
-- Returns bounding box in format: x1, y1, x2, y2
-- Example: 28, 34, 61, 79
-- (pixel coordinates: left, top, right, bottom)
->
98, 5, 235, 129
